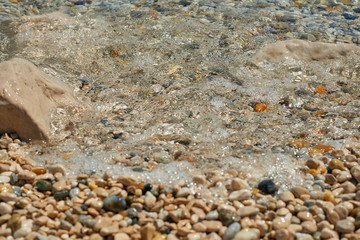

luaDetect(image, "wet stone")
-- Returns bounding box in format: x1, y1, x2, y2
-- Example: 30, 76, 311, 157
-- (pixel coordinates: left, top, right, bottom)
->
54, 189, 69, 200
258, 179, 277, 194
36, 180, 52, 192
103, 196, 127, 212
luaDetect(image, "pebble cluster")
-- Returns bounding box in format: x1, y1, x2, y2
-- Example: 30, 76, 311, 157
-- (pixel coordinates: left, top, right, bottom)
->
1, 134, 360, 240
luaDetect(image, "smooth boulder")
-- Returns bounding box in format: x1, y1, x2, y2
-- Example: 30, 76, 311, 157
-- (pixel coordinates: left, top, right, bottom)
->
0, 58, 77, 142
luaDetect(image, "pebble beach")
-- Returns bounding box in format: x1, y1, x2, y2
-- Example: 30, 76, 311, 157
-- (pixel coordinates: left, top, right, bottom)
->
1, 0, 360, 239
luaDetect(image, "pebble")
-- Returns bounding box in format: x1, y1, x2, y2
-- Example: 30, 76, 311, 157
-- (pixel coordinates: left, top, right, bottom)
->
238, 206, 259, 217
272, 214, 291, 230
231, 178, 250, 190
258, 179, 277, 194
223, 222, 241, 240
144, 191, 156, 209
279, 191, 295, 203
233, 228, 259, 240
0, 202, 12, 215
103, 196, 127, 212
0, 192, 17, 201
301, 221, 317, 234
335, 219, 355, 233
36, 180, 52, 192
48, 164, 66, 176
229, 189, 251, 201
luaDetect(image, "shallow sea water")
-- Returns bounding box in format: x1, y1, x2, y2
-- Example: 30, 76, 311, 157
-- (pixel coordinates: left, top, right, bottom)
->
1, 0, 360, 193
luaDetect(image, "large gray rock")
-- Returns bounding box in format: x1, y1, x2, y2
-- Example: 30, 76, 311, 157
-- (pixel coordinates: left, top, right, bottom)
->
253, 39, 360, 63
0, 58, 78, 142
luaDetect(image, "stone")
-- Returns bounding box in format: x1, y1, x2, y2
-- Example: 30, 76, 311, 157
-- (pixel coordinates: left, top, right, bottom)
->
229, 189, 251, 201
93, 217, 111, 232
305, 159, 321, 169
193, 175, 207, 185
275, 229, 290, 240
100, 225, 119, 236
144, 191, 156, 209
93, 187, 108, 198
203, 220, 222, 232
297, 212, 313, 221
335, 219, 355, 234
253, 39, 360, 64
140, 223, 155, 240
103, 196, 127, 212
0, 202, 12, 215
17, 170, 36, 181
0, 192, 17, 201
114, 233, 131, 240
223, 222, 241, 240
117, 176, 137, 186
258, 179, 277, 194
291, 186, 309, 198
52, 180, 67, 192
193, 223, 207, 232
0, 58, 78, 142
176, 187, 191, 198
233, 228, 259, 240
231, 178, 250, 190
0, 176, 10, 184
237, 206, 259, 217
279, 192, 295, 203
48, 164, 66, 176
320, 228, 339, 239
272, 214, 291, 230
13, 219, 32, 238
351, 166, 360, 182
301, 221, 317, 234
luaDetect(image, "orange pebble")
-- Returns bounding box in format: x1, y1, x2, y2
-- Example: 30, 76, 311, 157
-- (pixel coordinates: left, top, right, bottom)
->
31, 167, 47, 175
314, 85, 326, 94
308, 148, 323, 154
255, 104, 267, 112
318, 167, 326, 174
119, 211, 129, 217
324, 191, 334, 202
89, 182, 98, 190
315, 144, 335, 152
308, 169, 320, 177
252, 188, 260, 195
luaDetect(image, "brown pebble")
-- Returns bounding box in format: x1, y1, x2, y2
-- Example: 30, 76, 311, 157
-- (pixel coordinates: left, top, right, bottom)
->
272, 214, 291, 230
231, 178, 250, 190
193, 222, 207, 232
114, 233, 131, 240
140, 223, 155, 240
203, 220, 222, 232
279, 192, 295, 203
291, 186, 309, 198
324, 174, 337, 185
275, 229, 290, 240
118, 176, 137, 186
297, 211, 313, 221
321, 227, 339, 239
193, 175, 207, 185
301, 221, 317, 234
237, 206, 259, 217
